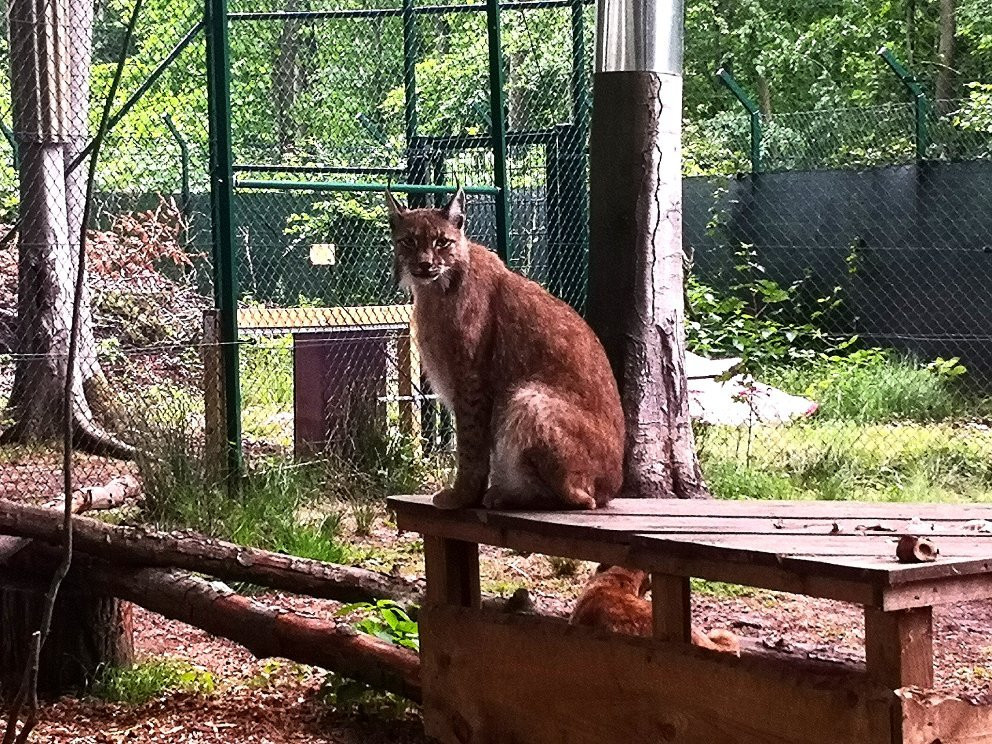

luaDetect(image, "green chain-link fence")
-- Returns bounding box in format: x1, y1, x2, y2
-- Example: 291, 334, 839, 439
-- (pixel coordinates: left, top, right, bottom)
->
0, 0, 991, 510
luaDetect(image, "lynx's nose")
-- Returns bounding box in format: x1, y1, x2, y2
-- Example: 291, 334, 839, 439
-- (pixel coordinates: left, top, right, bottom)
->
416, 261, 432, 273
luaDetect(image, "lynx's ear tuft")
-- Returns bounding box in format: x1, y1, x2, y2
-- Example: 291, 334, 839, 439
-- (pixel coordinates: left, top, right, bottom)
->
441, 183, 465, 231
384, 185, 406, 222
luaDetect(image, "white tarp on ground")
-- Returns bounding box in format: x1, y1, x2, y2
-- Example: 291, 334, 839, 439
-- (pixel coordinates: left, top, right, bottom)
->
685, 351, 819, 427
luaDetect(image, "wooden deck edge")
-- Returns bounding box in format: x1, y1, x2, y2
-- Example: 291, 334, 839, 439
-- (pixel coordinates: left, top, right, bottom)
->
419, 605, 895, 744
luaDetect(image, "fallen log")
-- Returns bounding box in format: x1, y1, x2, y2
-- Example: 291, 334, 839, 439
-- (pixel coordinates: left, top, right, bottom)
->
0, 499, 424, 606
0, 475, 140, 563
0, 551, 421, 702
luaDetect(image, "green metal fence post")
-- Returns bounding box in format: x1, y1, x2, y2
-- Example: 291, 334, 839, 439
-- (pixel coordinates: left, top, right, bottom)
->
485, 0, 511, 262
162, 113, 191, 248
0, 122, 19, 169
716, 67, 762, 175
877, 46, 930, 161
205, 0, 243, 485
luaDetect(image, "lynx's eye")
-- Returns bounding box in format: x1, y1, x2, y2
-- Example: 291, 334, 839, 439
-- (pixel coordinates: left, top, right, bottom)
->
435, 238, 455, 250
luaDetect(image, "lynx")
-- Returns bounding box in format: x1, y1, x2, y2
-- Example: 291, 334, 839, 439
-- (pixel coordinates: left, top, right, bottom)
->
386, 186, 624, 510
569, 565, 741, 655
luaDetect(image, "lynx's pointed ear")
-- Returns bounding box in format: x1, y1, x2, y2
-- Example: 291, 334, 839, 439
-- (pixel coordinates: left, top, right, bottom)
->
384, 185, 406, 222
440, 183, 465, 231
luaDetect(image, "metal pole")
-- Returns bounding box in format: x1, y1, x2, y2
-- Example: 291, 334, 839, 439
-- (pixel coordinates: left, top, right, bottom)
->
205, 0, 243, 484
235, 179, 500, 195
877, 46, 930, 161
486, 0, 511, 262
716, 67, 761, 175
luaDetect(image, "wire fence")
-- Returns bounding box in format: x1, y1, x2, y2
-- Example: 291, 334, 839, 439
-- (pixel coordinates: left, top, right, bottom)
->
0, 0, 991, 512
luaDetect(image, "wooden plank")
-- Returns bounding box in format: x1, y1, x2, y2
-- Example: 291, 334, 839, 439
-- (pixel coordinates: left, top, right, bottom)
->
901, 692, 992, 744
396, 511, 632, 567
423, 536, 480, 609
396, 329, 419, 441
389, 495, 992, 521
864, 607, 934, 690
882, 571, 992, 610
239, 304, 412, 330
201, 310, 225, 482
651, 573, 691, 642
419, 606, 893, 744
633, 533, 992, 558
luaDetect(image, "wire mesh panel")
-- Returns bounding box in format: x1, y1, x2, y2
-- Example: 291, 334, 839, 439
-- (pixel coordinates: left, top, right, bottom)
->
0, 0, 215, 504
684, 93, 992, 504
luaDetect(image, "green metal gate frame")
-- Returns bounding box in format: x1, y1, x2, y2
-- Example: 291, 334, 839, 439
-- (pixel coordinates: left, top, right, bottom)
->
204, 0, 594, 479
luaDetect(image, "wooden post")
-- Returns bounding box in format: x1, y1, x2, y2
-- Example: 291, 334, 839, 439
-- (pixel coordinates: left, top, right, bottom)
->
651, 573, 691, 642
864, 606, 934, 689
397, 325, 420, 445
202, 309, 225, 482
423, 536, 480, 609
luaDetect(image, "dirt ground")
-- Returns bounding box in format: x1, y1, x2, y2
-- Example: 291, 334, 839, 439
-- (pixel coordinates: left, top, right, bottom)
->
14, 510, 992, 742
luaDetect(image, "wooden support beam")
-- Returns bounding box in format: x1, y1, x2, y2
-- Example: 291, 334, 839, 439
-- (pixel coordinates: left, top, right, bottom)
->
864, 606, 934, 690
651, 572, 691, 642
424, 536, 480, 608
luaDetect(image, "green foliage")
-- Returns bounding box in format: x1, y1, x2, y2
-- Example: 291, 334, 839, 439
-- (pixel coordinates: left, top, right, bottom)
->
337, 599, 420, 652
686, 244, 848, 370
320, 673, 418, 719
766, 349, 968, 423
92, 659, 215, 704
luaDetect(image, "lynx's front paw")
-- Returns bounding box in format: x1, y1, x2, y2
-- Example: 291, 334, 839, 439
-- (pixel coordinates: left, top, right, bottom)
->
432, 487, 481, 510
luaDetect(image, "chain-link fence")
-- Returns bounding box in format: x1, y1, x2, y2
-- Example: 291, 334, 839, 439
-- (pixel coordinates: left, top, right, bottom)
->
0, 0, 991, 511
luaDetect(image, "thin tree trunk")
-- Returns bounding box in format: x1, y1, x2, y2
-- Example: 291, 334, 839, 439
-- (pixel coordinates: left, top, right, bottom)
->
586, 71, 707, 500
273, 0, 303, 155
2, 0, 135, 459
935, 0, 956, 108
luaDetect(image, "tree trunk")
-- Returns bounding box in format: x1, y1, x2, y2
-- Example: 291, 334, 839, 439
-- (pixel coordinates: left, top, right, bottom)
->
2, 0, 135, 459
935, 0, 956, 108
0, 582, 133, 700
586, 71, 707, 500
273, 0, 304, 155
0, 498, 425, 606
0, 479, 139, 700
82, 565, 422, 701
2, 550, 422, 702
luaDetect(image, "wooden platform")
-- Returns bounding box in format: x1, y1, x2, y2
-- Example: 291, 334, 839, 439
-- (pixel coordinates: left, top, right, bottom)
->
388, 496, 992, 744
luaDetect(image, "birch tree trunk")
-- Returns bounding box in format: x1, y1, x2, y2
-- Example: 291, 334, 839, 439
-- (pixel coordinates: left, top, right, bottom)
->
1, 0, 135, 459
586, 70, 707, 500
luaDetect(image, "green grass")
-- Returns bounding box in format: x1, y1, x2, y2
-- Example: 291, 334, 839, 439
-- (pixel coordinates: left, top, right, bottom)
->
142, 461, 349, 563
92, 659, 215, 704
764, 351, 978, 423
700, 420, 992, 503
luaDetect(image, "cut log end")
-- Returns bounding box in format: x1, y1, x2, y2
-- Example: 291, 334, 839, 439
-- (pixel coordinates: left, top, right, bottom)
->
896, 534, 939, 563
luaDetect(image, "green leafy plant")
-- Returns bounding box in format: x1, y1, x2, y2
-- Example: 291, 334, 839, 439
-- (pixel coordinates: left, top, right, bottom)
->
337, 599, 420, 652
685, 243, 849, 371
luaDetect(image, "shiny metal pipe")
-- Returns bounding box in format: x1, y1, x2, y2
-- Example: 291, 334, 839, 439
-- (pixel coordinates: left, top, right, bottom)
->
595, 0, 683, 74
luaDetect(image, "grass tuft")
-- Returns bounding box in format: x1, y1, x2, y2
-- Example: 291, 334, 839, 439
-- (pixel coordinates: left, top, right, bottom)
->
92, 659, 214, 704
